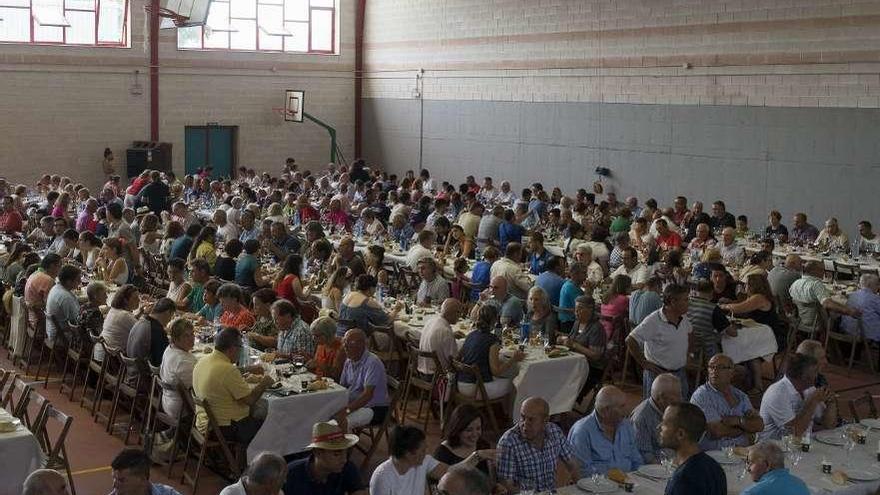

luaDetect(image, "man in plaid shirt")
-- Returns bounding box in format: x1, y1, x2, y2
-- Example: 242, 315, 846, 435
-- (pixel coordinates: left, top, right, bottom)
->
497, 397, 580, 492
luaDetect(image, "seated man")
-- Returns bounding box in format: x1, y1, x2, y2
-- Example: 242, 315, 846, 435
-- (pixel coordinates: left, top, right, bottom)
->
192, 328, 274, 447
717, 227, 746, 266
841, 274, 880, 341
796, 339, 832, 388
416, 257, 450, 306
568, 385, 643, 476
628, 276, 663, 325
127, 297, 176, 369
489, 242, 533, 300
789, 261, 860, 333
759, 353, 836, 440
220, 452, 286, 495
687, 279, 734, 359
610, 247, 649, 289
370, 425, 470, 495
469, 277, 524, 328
768, 254, 802, 308
22, 469, 70, 495
405, 230, 436, 270
631, 373, 681, 464
44, 264, 82, 346
659, 403, 726, 495
691, 354, 764, 451
418, 298, 462, 376
110, 447, 182, 495
534, 256, 566, 307
497, 397, 580, 493
336, 328, 390, 430
742, 441, 809, 495
284, 422, 367, 495
438, 465, 492, 495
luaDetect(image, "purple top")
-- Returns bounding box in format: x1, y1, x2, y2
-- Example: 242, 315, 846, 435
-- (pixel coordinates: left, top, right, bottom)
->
340, 351, 389, 408
790, 223, 819, 244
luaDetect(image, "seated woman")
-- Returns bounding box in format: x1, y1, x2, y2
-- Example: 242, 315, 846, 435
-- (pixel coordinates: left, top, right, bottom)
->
76, 232, 102, 271
235, 239, 270, 290
246, 288, 278, 351
444, 225, 473, 259
95, 237, 129, 286
600, 274, 631, 340
159, 221, 184, 260
720, 274, 782, 394
323, 198, 351, 232
78, 281, 108, 338
96, 284, 141, 361
273, 254, 311, 306
364, 245, 389, 288
321, 267, 351, 313
336, 274, 402, 339
217, 282, 256, 330
434, 404, 495, 479
526, 286, 558, 345
138, 213, 162, 256
165, 257, 192, 310
738, 251, 772, 283
214, 238, 241, 282
692, 247, 723, 280
560, 295, 606, 401
354, 208, 386, 239
196, 279, 223, 323
307, 316, 345, 380
188, 225, 217, 269
159, 317, 197, 420
457, 304, 525, 400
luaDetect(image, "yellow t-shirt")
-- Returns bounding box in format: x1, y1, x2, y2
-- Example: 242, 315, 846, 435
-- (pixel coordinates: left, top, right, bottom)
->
195, 241, 217, 267
192, 350, 251, 432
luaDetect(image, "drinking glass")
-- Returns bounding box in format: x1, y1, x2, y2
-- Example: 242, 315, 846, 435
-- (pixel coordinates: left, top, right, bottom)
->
519, 479, 536, 495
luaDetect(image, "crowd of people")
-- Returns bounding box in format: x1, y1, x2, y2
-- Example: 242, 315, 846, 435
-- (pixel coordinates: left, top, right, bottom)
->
1, 158, 879, 495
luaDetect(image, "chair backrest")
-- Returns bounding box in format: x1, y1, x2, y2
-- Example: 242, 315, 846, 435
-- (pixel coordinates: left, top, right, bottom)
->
103, 346, 124, 379
27, 390, 51, 433
849, 392, 879, 423
35, 404, 73, 470
0, 370, 12, 400
191, 392, 241, 476
406, 342, 444, 379
120, 353, 148, 389
4, 377, 33, 421
449, 359, 491, 402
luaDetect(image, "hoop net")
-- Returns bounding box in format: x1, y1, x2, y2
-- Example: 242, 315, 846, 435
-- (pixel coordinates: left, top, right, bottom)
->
272, 107, 298, 121
143, 5, 189, 27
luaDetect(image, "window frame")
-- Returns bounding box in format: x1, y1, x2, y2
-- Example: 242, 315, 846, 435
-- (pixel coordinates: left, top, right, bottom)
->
0, 0, 129, 47
177, 0, 336, 54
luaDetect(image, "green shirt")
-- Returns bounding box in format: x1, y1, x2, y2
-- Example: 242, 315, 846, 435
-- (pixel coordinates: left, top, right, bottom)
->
188, 282, 205, 314
610, 217, 631, 233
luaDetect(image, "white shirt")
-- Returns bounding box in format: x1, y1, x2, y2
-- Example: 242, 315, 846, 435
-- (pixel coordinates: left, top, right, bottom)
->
628, 308, 691, 371
369, 455, 441, 495
586, 261, 604, 285
418, 315, 457, 375
417, 276, 450, 306
489, 257, 532, 300
96, 308, 138, 361
219, 480, 282, 495
406, 244, 434, 270
611, 263, 649, 286
159, 344, 197, 420
216, 223, 240, 244
758, 376, 825, 441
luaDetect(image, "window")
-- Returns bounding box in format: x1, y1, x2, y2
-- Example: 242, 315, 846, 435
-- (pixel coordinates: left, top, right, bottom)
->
177, 0, 335, 53
0, 0, 128, 46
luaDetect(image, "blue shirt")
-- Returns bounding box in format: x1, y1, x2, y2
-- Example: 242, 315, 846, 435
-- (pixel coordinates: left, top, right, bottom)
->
498, 222, 525, 251
528, 249, 552, 275
535, 271, 565, 307
841, 288, 880, 341
629, 289, 663, 325
567, 412, 643, 477
690, 383, 754, 451
169, 235, 193, 260
235, 253, 258, 288
471, 260, 493, 299
238, 227, 260, 243
741, 468, 809, 495
558, 280, 583, 323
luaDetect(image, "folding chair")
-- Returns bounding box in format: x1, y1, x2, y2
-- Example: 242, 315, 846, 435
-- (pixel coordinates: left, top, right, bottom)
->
144, 363, 185, 476
110, 354, 150, 444
401, 343, 444, 431
824, 318, 876, 375
368, 323, 406, 377
2, 376, 32, 423
79, 334, 107, 416
447, 360, 508, 435
34, 404, 76, 495
59, 326, 95, 401
849, 391, 879, 423
180, 390, 243, 494
353, 376, 401, 472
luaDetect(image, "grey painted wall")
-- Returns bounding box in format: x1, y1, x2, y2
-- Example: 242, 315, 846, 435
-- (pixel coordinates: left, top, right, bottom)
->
363, 98, 880, 236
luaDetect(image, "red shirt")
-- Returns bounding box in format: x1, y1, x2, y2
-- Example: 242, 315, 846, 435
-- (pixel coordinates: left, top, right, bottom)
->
219, 306, 256, 330
274, 274, 300, 302
656, 231, 683, 250
126, 177, 148, 195
0, 209, 23, 233
299, 206, 320, 224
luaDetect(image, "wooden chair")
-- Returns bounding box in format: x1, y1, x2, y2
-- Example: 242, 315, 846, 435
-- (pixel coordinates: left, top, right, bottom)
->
34, 404, 76, 495
834, 260, 859, 282
35, 315, 70, 388
180, 390, 243, 494
2, 376, 32, 423
849, 392, 879, 423
824, 318, 876, 375
401, 343, 444, 431
447, 360, 508, 434
110, 354, 150, 444
368, 323, 406, 377
144, 363, 184, 476
79, 334, 107, 416
21, 304, 46, 375
396, 265, 421, 294
94, 346, 123, 429
793, 302, 829, 342
59, 327, 95, 401
353, 376, 401, 472
25, 390, 51, 433
0, 369, 12, 400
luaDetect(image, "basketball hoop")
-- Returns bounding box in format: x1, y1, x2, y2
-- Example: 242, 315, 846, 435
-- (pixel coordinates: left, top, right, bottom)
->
144, 4, 189, 26
272, 107, 299, 121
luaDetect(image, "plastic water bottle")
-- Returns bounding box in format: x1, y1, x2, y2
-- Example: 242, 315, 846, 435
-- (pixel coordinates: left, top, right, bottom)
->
239, 333, 250, 367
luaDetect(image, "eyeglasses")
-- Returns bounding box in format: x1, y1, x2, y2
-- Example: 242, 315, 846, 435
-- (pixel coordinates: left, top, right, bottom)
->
708, 365, 734, 371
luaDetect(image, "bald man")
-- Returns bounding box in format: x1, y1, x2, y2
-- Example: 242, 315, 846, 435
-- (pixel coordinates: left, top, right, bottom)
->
497, 397, 579, 493
336, 328, 390, 430
631, 373, 681, 464
470, 276, 524, 327
22, 469, 70, 495
768, 254, 802, 307
568, 385, 643, 476
789, 261, 860, 332
418, 298, 463, 375
691, 354, 763, 451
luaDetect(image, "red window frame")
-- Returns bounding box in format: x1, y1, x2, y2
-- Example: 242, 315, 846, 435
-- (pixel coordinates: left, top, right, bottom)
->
179, 0, 335, 54
0, 0, 128, 46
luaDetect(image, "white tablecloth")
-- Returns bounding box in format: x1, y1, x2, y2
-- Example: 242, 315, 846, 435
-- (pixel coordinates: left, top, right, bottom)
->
248, 375, 348, 461
555, 426, 880, 495
9, 295, 27, 358
507, 346, 588, 422
721, 323, 778, 364
0, 408, 43, 495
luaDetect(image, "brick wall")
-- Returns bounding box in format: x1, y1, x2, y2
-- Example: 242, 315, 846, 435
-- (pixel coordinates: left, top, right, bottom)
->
363, 0, 880, 107
0, 0, 354, 192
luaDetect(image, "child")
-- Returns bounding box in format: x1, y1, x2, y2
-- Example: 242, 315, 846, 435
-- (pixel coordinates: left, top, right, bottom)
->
196, 279, 223, 323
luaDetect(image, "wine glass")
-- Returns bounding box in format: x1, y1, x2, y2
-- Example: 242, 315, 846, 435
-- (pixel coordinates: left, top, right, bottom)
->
519, 478, 536, 495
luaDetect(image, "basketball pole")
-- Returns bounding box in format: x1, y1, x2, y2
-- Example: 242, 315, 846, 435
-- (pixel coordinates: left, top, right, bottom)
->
302, 111, 338, 164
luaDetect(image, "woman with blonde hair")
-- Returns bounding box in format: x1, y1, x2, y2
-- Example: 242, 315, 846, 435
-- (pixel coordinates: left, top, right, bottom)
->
321, 267, 350, 312
306, 316, 345, 380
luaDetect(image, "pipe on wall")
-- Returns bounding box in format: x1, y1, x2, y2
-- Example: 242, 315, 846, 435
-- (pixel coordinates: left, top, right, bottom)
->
149, 0, 160, 141
354, 0, 366, 159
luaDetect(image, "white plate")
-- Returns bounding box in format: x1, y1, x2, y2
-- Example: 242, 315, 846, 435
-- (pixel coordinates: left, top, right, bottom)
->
861, 418, 880, 430
814, 432, 846, 446
847, 469, 880, 482
706, 450, 740, 465
637, 464, 671, 480
576, 478, 619, 493
0, 418, 21, 433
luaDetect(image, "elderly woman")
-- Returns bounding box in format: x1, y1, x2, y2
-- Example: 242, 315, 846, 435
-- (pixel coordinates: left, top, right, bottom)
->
457, 304, 524, 400
78, 281, 108, 338
77, 232, 102, 271
526, 286, 558, 346
354, 208, 385, 239
95, 284, 141, 361
560, 295, 606, 400
165, 257, 192, 310
217, 283, 255, 330
600, 274, 631, 339
246, 288, 278, 351
321, 267, 351, 313
336, 274, 402, 337
739, 251, 772, 282
306, 316, 345, 380
159, 317, 197, 420
692, 247, 723, 280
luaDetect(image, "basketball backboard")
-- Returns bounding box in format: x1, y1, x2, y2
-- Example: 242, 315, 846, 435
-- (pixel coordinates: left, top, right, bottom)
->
285, 90, 305, 123
158, 0, 212, 28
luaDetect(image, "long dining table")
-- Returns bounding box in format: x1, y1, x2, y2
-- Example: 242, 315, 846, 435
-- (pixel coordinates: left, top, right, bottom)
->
0, 407, 43, 495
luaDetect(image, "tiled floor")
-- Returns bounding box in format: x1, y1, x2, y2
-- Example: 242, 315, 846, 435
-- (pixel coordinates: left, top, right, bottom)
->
4, 348, 880, 495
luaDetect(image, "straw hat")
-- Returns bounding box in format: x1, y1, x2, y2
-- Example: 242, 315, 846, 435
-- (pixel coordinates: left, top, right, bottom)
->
306, 422, 359, 450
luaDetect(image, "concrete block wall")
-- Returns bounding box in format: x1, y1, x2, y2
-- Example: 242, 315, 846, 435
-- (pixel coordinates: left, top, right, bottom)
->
0, 0, 354, 192
361, 0, 880, 233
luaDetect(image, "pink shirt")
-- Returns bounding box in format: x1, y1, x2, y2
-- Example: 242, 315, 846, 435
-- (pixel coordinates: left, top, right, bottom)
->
24, 271, 55, 307
600, 294, 629, 339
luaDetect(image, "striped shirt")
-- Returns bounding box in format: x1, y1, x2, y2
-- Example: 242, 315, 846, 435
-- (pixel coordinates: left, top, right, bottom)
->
687, 296, 729, 356
630, 398, 670, 465
691, 382, 753, 450
789, 275, 830, 331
